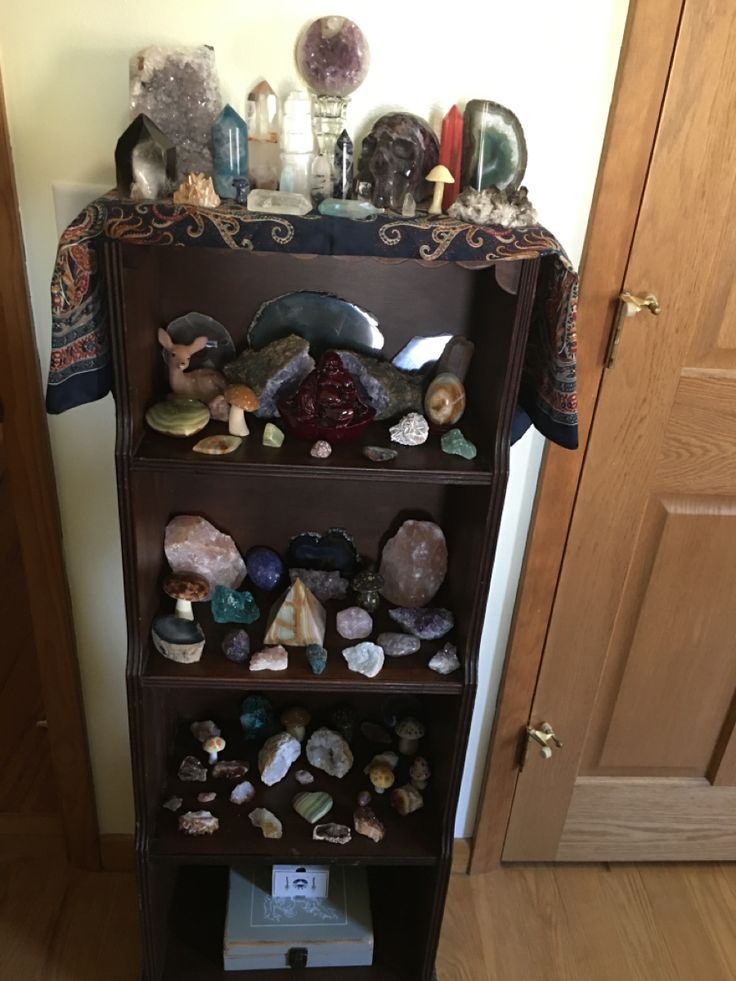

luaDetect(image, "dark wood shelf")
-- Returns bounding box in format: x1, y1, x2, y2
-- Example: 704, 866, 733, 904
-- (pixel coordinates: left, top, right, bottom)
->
133, 415, 493, 486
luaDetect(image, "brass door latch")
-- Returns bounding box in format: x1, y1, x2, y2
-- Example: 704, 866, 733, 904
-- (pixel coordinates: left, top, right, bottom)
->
605, 290, 661, 368
521, 722, 563, 768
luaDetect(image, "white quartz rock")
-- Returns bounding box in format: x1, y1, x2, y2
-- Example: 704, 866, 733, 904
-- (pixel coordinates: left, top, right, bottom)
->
258, 732, 301, 786
306, 727, 353, 778
342, 641, 384, 678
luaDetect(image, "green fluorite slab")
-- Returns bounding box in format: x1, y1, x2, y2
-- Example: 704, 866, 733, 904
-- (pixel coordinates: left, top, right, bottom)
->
441, 428, 477, 460
292, 791, 334, 824
211, 585, 260, 624
146, 398, 209, 437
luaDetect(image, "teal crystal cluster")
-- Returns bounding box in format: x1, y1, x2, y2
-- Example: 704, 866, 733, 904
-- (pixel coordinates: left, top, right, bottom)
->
211, 585, 260, 624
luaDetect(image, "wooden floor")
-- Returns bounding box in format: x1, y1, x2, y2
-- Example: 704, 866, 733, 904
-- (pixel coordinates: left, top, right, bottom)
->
2, 840, 736, 981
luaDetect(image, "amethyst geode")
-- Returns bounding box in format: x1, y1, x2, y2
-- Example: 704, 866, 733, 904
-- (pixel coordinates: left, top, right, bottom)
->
296, 16, 370, 97
388, 606, 454, 640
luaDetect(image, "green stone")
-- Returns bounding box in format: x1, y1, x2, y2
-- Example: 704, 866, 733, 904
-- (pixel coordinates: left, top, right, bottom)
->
441, 428, 477, 460
211, 585, 260, 624
145, 398, 209, 437
263, 423, 285, 448
306, 644, 328, 675
292, 791, 334, 824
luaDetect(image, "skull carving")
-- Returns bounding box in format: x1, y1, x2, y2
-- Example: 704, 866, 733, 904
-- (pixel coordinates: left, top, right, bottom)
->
357, 113, 439, 211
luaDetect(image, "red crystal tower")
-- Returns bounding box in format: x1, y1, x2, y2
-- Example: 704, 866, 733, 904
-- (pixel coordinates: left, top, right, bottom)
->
439, 106, 463, 210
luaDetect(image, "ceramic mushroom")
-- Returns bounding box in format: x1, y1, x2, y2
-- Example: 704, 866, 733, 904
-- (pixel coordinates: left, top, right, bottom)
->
368, 761, 395, 795
426, 164, 454, 215
395, 717, 425, 755
280, 706, 311, 742
163, 571, 210, 620
204, 735, 226, 764
409, 756, 431, 791
223, 384, 259, 436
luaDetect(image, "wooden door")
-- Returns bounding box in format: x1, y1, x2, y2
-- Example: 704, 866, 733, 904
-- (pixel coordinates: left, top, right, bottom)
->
503, 0, 736, 861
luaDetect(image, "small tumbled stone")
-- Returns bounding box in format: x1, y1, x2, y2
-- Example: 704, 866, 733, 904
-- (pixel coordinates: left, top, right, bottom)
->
313, 822, 352, 845
336, 606, 373, 640
258, 732, 301, 786
178, 755, 207, 782
310, 439, 332, 458
246, 546, 285, 591
388, 606, 454, 640
249, 645, 288, 671
212, 760, 249, 780
163, 796, 183, 812
197, 792, 217, 803
249, 807, 282, 838
290, 568, 348, 602
362, 445, 398, 463
343, 641, 384, 678
263, 422, 285, 447
428, 641, 461, 675
390, 783, 424, 816
230, 780, 256, 805
357, 790, 372, 807
190, 720, 221, 743
221, 628, 250, 664
295, 769, 315, 785
376, 632, 421, 657
306, 643, 328, 675
293, 791, 334, 824
440, 427, 477, 459
179, 810, 219, 835
212, 585, 260, 624
390, 412, 429, 446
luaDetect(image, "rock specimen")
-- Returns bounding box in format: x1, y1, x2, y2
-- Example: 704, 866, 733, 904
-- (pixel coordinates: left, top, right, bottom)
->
224, 335, 314, 418
191, 720, 221, 743
249, 808, 282, 839
310, 439, 332, 458
388, 607, 454, 640
306, 727, 353, 778
377, 632, 421, 657
249, 645, 288, 671
173, 172, 221, 208
247, 189, 312, 215
449, 185, 536, 228
360, 721, 392, 745
212, 760, 249, 780
246, 546, 285, 591
424, 373, 466, 426
390, 784, 424, 816
116, 113, 176, 200
428, 642, 461, 675
354, 804, 385, 842
240, 695, 276, 740
178, 810, 219, 835
265, 579, 326, 646
262, 423, 285, 447
289, 568, 348, 603
165, 515, 246, 595
307, 644, 328, 675
390, 413, 429, 446
295, 769, 314, 785
334, 129, 354, 199
379, 520, 448, 608
343, 642, 384, 678
221, 628, 250, 664
152, 615, 205, 663
212, 104, 248, 199
163, 796, 183, 812
362, 445, 398, 463
357, 112, 439, 210
441, 428, 477, 460
313, 823, 352, 845
197, 792, 217, 803
336, 607, 373, 640
211, 585, 260, 624
351, 570, 383, 613
409, 757, 431, 790
145, 398, 209, 437
330, 704, 357, 743
395, 718, 426, 755
293, 791, 334, 824
281, 707, 311, 742
130, 45, 222, 176
295, 16, 370, 97
335, 351, 422, 420
193, 434, 242, 455
258, 732, 301, 786
178, 756, 207, 782
286, 528, 359, 577
230, 780, 256, 805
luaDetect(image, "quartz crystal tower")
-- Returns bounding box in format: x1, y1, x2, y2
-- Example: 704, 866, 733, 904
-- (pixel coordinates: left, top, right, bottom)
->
246, 80, 280, 190
279, 91, 313, 197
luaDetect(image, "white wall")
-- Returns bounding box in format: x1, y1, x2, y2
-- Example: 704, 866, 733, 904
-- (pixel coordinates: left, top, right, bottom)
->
0, 0, 628, 834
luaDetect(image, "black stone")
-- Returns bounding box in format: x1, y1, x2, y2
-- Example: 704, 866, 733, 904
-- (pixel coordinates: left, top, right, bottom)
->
286, 528, 359, 577
115, 113, 177, 200
334, 129, 354, 200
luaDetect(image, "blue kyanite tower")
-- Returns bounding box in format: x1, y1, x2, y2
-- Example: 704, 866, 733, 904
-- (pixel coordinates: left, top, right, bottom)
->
212, 104, 249, 199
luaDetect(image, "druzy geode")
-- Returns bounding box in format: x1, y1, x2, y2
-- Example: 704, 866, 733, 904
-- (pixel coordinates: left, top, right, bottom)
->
295, 16, 370, 97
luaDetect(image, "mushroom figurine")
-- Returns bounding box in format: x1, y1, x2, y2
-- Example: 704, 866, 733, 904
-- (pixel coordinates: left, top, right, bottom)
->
395, 717, 425, 755
426, 165, 454, 215
368, 761, 395, 795
280, 706, 311, 743
163, 571, 210, 620
223, 384, 259, 437
409, 756, 431, 791
203, 736, 226, 764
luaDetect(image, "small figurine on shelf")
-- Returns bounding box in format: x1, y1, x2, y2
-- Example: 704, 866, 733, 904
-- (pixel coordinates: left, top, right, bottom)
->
426, 165, 454, 215
223, 384, 259, 436
279, 352, 375, 442
158, 330, 227, 404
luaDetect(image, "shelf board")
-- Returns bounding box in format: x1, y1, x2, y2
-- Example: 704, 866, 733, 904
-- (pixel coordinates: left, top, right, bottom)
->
151, 717, 441, 866
132, 415, 493, 485
142, 598, 464, 694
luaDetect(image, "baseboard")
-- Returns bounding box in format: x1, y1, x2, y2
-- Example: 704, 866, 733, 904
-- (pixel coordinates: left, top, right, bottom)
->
100, 834, 474, 875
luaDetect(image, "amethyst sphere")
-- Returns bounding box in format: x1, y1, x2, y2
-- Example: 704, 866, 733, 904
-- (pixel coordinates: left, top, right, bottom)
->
246, 546, 285, 591
296, 16, 370, 97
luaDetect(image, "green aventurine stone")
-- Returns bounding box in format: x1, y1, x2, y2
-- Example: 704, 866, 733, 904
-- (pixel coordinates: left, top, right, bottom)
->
292, 791, 334, 824
262, 423, 285, 448
145, 398, 209, 437
211, 585, 260, 624
441, 428, 477, 460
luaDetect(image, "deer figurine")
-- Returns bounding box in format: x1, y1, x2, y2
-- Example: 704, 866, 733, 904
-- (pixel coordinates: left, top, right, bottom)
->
158, 329, 227, 404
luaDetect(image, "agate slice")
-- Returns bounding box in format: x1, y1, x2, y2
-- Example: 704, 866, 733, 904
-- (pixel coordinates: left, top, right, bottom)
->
146, 398, 209, 437
248, 291, 383, 355
164, 312, 234, 370
461, 100, 527, 192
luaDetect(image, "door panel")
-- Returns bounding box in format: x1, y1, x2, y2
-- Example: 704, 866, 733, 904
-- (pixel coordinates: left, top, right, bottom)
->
504, 0, 736, 861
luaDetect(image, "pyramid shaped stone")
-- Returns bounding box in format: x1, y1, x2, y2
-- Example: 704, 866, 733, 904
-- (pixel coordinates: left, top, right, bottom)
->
264, 578, 326, 647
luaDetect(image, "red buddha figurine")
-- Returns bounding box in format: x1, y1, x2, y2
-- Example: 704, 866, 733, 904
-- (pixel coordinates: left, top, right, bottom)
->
279, 352, 375, 442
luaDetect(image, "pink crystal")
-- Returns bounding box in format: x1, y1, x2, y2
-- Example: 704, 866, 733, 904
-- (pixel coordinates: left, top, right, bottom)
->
164, 516, 246, 598
249, 645, 288, 671
336, 606, 373, 640
379, 520, 447, 607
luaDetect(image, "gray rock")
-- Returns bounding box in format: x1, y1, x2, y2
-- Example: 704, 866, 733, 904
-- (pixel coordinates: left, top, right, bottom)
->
335, 350, 422, 420
224, 335, 314, 417
377, 632, 421, 657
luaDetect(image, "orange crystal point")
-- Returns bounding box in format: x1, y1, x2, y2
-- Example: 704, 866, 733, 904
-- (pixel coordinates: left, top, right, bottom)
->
439, 105, 464, 211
